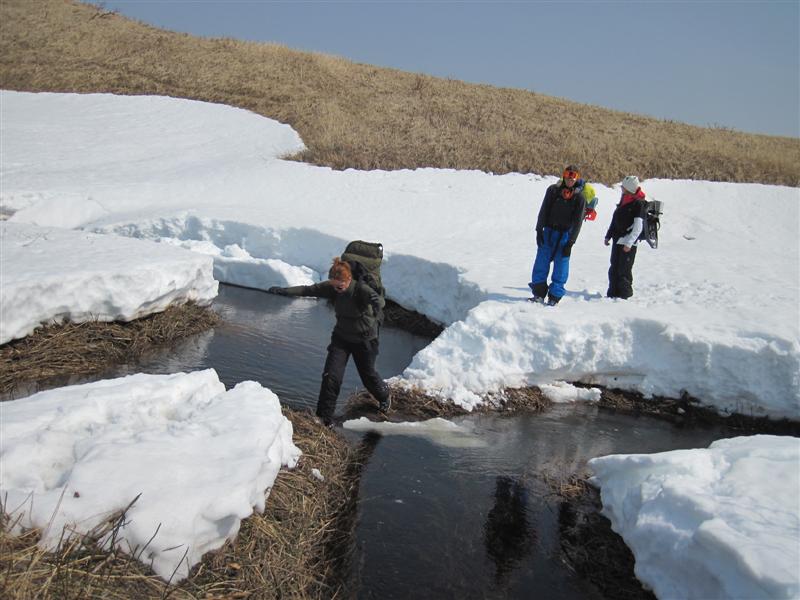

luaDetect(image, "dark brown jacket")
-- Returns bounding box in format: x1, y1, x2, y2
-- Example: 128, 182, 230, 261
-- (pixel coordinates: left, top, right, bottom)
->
284, 280, 382, 343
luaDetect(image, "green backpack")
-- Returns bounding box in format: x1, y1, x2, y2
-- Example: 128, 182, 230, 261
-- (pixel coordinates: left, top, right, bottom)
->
340, 240, 385, 321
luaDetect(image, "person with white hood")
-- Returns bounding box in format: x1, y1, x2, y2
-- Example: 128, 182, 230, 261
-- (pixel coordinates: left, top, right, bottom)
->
604, 176, 648, 299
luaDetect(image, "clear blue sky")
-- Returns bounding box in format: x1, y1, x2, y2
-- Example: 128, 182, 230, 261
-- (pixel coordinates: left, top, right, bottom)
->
105, 0, 800, 138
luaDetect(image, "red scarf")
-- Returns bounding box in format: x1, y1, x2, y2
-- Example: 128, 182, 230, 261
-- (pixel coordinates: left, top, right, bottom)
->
620, 188, 645, 206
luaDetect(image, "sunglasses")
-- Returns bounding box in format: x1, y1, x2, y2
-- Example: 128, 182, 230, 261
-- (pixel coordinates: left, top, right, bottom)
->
563, 169, 580, 180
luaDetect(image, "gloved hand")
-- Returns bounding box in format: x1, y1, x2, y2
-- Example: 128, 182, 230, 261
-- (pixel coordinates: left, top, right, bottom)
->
584, 208, 597, 221
267, 286, 288, 296
536, 229, 544, 247
562, 242, 574, 257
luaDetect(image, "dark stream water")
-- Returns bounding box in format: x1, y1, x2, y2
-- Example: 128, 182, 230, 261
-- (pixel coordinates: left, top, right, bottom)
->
119, 285, 727, 598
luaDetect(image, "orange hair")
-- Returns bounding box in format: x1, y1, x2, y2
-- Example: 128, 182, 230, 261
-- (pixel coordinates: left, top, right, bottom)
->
328, 257, 352, 281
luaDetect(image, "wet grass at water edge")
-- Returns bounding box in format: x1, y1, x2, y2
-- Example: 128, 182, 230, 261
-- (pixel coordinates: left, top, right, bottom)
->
0, 303, 219, 399
594, 386, 800, 436
343, 384, 551, 422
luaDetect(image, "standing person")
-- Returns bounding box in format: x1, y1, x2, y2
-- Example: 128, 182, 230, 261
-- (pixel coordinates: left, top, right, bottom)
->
605, 175, 648, 299
529, 165, 587, 305
268, 257, 391, 427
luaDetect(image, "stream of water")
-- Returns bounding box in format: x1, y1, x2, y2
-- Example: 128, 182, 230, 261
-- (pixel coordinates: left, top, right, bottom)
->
119, 285, 729, 598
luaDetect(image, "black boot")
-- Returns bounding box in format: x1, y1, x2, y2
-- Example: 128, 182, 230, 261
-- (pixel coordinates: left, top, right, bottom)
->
546, 295, 561, 306
528, 282, 548, 303
379, 393, 392, 413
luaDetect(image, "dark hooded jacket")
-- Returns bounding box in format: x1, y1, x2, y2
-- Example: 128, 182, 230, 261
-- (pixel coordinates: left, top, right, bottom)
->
605, 189, 648, 246
536, 182, 587, 245
283, 280, 382, 343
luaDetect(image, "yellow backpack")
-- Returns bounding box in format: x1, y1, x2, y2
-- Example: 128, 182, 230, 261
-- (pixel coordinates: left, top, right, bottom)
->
558, 179, 598, 220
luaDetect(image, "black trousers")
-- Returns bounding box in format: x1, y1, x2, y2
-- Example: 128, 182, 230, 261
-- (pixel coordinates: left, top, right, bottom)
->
607, 243, 638, 299
316, 334, 389, 422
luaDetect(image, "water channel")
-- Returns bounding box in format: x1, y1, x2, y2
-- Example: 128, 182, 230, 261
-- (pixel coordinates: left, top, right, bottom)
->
119, 285, 730, 598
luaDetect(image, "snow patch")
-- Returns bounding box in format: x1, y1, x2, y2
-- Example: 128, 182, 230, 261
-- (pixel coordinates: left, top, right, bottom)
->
342, 416, 487, 448
0, 369, 301, 582
589, 436, 800, 600
540, 381, 602, 403
0, 222, 218, 344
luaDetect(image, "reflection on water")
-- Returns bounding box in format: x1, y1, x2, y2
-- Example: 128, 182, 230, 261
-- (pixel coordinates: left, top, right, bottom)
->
345, 405, 729, 599
485, 476, 534, 585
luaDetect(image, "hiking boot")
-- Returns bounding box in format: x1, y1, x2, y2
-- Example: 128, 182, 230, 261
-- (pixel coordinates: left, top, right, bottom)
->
546, 295, 561, 306
528, 295, 546, 304
314, 415, 335, 429
378, 393, 392, 413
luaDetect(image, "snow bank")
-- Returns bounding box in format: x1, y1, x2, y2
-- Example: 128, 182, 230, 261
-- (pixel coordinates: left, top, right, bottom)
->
101, 214, 487, 326
589, 436, 800, 600
159, 237, 320, 289
0, 222, 218, 344
396, 299, 800, 416
0, 369, 301, 581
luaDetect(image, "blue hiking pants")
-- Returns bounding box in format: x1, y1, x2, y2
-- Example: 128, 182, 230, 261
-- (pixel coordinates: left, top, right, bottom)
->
530, 228, 571, 299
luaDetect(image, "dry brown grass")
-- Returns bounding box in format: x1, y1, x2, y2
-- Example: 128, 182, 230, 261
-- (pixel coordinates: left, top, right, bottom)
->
350, 383, 800, 434
343, 383, 550, 421
0, 303, 218, 398
1, 0, 797, 186
0, 409, 362, 599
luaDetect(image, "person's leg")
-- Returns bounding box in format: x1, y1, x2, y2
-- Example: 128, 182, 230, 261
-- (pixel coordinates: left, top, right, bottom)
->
352, 338, 390, 407
548, 238, 571, 300
316, 337, 350, 424
529, 229, 554, 299
617, 246, 638, 299
607, 243, 620, 298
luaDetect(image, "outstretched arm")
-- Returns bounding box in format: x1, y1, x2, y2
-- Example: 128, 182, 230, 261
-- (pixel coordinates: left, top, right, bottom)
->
268, 282, 333, 299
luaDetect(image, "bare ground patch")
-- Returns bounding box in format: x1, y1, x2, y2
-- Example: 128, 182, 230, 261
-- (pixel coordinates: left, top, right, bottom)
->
0, 409, 363, 599
0, 303, 219, 399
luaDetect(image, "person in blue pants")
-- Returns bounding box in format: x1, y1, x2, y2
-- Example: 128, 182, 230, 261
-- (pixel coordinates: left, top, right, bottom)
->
529, 165, 587, 305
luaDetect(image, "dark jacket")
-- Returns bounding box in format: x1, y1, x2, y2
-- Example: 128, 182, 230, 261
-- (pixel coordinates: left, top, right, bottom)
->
536, 183, 586, 245
283, 280, 382, 343
606, 193, 648, 246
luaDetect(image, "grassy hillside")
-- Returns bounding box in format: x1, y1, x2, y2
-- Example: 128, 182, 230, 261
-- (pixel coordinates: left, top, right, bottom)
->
1, 0, 798, 186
